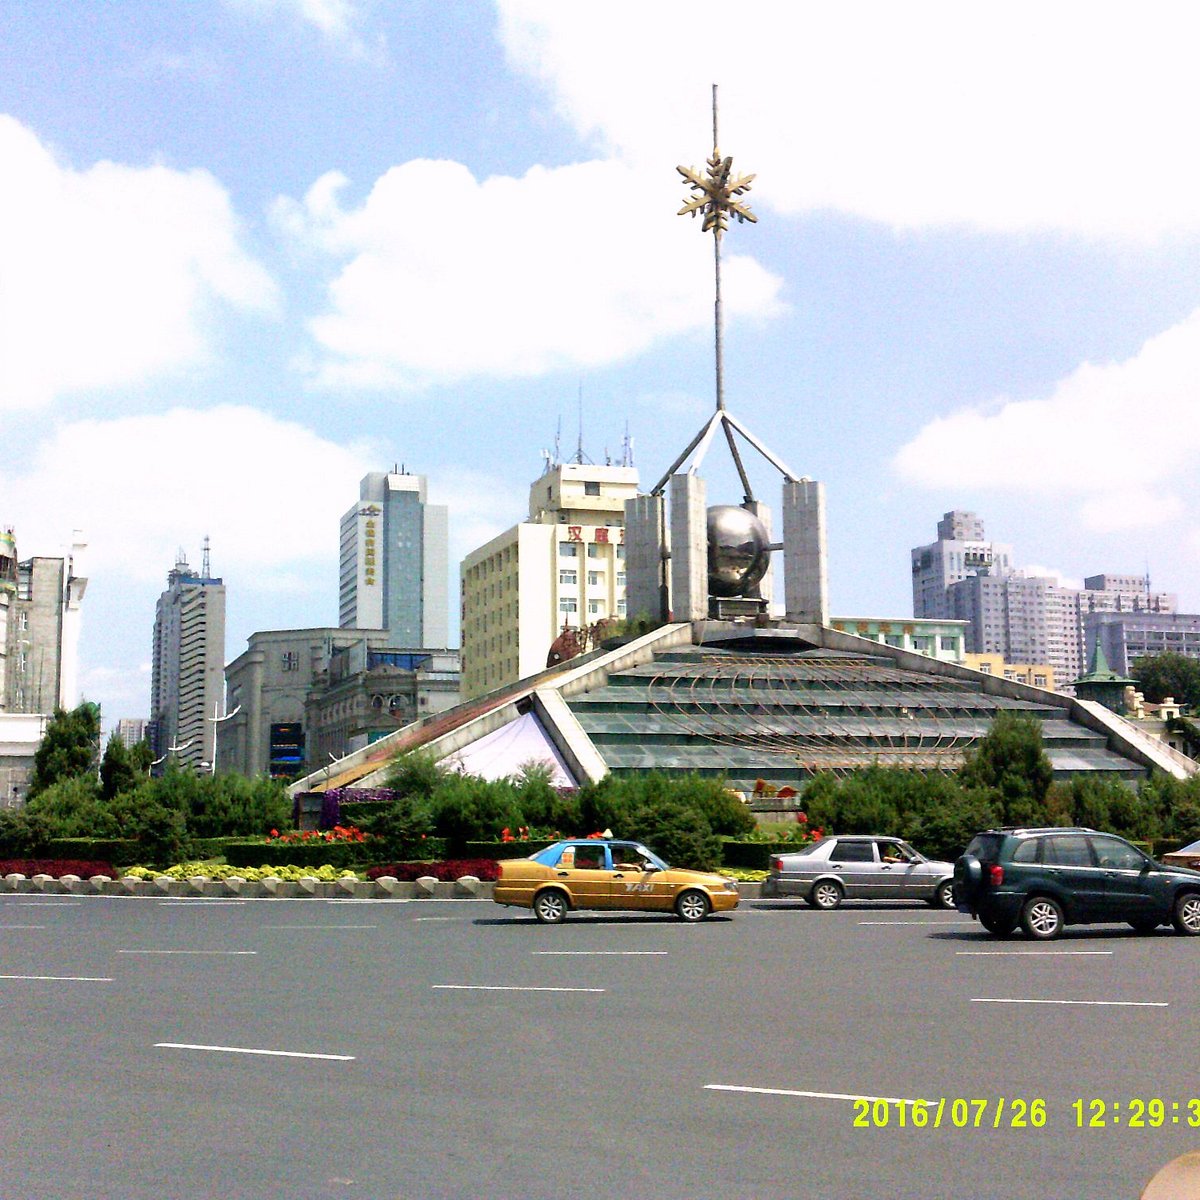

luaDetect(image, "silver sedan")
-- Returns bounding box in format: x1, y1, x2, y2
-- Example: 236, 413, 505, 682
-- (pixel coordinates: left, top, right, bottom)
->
761, 835, 955, 909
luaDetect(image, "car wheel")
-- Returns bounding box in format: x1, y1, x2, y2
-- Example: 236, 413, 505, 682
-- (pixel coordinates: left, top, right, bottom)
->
1171, 892, 1200, 936
1129, 918, 1160, 935
979, 911, 1017, 937
930, 880, 955, 909
809, 880, 843, 910
1020, 895, 1064, 940
533, 889, 568, 924
675, 889, 710, 923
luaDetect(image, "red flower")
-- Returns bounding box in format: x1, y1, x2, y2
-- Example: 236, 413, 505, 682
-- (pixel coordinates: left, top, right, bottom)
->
796, 811, 807, 824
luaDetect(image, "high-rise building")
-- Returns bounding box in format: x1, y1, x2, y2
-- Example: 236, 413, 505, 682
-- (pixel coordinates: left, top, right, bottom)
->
1, 528, 88, 715
0, 527, 87, 806
338, 471, 449, 646
911, 510, 1014, 619
1085, 611, 1200, 676
150, 545, 226, 772
460, 462, 638, 699
914, 511, 1182, 693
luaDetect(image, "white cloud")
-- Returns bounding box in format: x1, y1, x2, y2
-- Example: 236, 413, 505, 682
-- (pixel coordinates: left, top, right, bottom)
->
0, 116, 276, 410
893, 308, 1200, 530
226, 0, 381, 57
275, 158, 783, 388
1, 406, 375, 585
498, 1, 1200, 241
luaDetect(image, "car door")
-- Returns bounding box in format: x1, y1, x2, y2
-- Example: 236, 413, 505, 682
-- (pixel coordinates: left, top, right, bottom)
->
1089, 835, 1158, 920
826, 839, 877, 898
873, 839, 915, 900
608, 842, 667, 911
1041, 833, 1105, 918
554, 842, 615, 910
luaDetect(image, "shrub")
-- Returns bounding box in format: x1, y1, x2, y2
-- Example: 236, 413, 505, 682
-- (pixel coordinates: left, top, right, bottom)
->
0, 858, 117, 878
426, 774, 523, 855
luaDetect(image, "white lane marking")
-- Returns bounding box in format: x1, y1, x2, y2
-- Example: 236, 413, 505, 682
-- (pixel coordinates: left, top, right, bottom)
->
706, 1084, 931, 1105
531, 950, 667, 956
159, 901, 246, 907
858, 920, 971, 925
414, 917, 456, 922
433, 984, 605, 993
155, 1042, 354, 1061
119, 950, 257, 956
957, 950, 1113, 956
0, 973, 112, 982
0, 925, 47, 929
1, 902, 81, 907
971, 997, 1167, 1007
261, 925, 378, 930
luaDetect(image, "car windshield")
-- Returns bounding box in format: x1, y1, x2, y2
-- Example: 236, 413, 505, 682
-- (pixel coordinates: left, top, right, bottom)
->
1173, 839, 1200, 855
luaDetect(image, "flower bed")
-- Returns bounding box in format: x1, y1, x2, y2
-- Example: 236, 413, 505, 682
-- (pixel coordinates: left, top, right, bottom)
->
0, 858, 117, 879
366, 858, 500, 882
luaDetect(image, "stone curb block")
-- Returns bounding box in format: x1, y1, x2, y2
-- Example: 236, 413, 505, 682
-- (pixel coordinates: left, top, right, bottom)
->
454, 875, 481, 896
414, 875, 438, 897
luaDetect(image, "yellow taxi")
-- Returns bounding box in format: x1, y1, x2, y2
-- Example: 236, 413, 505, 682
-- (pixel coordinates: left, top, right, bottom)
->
493, 837, 740, 923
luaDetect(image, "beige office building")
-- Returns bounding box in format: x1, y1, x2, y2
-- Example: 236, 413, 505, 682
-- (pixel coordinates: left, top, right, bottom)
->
460, 463, 638, 699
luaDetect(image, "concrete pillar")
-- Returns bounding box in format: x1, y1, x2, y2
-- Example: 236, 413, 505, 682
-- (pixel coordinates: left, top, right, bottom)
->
669, 473, 708, 621
744, 499, 773, 606
783, 479, 828, 625
624, 494, 668, 624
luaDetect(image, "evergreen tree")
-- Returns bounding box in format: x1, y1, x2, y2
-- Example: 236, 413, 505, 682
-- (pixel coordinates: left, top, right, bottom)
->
958, 712, 1054, 825
100, 733, 141, 800
27, 702, 101, 799
1133, 653, 1200, 709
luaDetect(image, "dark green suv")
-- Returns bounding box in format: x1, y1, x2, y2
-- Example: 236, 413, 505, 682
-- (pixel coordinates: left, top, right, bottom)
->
953, 827, 1200, 939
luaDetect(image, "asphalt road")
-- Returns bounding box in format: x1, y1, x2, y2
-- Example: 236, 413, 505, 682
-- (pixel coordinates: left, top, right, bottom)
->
0, 892, 1195, 1199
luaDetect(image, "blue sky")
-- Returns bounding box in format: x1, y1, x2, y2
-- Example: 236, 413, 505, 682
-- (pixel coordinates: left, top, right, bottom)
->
5, 1, 1200, 728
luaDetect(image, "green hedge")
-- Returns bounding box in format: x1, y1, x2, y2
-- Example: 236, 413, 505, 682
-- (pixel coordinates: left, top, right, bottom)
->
465, 840, 555, 859
46, 837, 141, 865
224, 841, 366, 869
720, 841, 811, 869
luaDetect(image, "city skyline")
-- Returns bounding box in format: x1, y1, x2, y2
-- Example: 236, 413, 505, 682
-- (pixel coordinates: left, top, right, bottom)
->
5, 5, 1200, 727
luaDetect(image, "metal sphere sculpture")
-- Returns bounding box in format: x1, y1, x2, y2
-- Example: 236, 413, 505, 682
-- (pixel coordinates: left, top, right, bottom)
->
707, 504, 769, 597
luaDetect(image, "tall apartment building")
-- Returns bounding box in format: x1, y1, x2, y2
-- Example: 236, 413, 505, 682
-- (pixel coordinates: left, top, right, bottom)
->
150, 546, 226, 771
0, 527, 87, 805
913, 511, 1178, 692
460, 462, 638, 699
1085, 611, 1200, 676
338, 471, 449, 646
911, 511, 1014, 619
0, 528, 88, 715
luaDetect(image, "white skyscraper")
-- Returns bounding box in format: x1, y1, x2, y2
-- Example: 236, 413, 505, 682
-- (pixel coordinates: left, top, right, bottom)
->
338, 471, 449, 647
150, 545, 226, 771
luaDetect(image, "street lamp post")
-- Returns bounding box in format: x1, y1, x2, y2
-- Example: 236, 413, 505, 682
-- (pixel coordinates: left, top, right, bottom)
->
206, 703, 242, 776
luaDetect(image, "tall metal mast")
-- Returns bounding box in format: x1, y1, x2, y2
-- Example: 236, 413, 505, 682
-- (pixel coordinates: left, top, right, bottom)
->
655, 84, 801, 498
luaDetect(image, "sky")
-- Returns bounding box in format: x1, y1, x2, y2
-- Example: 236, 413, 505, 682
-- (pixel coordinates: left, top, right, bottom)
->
6, 1, 1200, 730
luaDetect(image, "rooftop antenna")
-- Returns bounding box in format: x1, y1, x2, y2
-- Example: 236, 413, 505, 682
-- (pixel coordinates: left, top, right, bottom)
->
201, 535, 211, 579
553, 416, 562, 467
655, 83, 802, 499
575, 382, 587, 465
622, 422, 635, 468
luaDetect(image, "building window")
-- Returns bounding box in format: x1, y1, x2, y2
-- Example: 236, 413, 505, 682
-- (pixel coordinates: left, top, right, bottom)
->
584, 481, 600, 496
617, 599, 627, 615
281, 651, 300, 671
1034, 674, 1047, 687
978, 662, 992, 674
559, 569, 577, 586
588, 600, 604, 616
616, 545, 625, 559
939, 636, 957, 652
16, 611, 27, 631
588, 570, 603, 586
559, 542, 578, 557
587, 544, 603, 558
616, 571, 626, 586
560, 598, 577, 614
